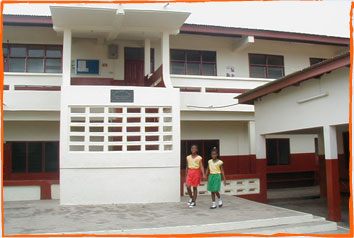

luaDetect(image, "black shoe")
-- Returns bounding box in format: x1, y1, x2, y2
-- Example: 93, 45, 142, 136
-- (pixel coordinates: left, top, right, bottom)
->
189, 202, 196, 208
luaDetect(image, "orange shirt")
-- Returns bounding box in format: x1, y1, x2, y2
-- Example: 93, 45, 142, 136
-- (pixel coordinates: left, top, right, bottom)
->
186, 155, 203, 169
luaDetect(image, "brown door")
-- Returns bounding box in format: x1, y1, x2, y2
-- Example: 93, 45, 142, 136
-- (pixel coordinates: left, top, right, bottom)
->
124, 60, 144, 86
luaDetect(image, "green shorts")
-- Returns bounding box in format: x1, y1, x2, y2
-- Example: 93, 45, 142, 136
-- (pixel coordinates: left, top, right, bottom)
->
207, 174, 221, 192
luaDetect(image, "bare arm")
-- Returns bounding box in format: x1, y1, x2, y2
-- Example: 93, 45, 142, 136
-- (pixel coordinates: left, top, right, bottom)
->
185, 157, 188, 178
221, 165, 227, 186
200, 160, 206, 179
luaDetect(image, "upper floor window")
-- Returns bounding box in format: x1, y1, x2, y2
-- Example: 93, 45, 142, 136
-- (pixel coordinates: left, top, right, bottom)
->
170, 49, 216, 76
309, 57, 327, 66
249, 54, 284, 79
3, 44, 62, 73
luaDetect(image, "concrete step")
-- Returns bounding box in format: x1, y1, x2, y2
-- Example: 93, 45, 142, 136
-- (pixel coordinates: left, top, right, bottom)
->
47, 213, 317, 235
216, 216, 338, 235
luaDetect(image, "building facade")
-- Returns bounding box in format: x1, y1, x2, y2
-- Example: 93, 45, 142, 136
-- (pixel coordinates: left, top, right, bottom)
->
2, 5, 349, 207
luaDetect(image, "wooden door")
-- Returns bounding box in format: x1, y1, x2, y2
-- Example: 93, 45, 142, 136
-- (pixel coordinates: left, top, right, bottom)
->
124, 60, 144, 86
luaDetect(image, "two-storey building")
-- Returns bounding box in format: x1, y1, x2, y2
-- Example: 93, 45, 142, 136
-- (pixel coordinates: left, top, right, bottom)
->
2, 5, 349, 209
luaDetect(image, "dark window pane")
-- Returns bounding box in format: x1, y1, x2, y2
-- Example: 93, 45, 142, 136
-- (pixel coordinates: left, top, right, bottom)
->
278, 140, 290, 165
250, 66, 266, 78
267, 56, 283, 66
46, 47, 62, 57
181, 141, 187, 169
9, 58, 25, 72
203, 140, 219, 167
3, 46, 8, 57
28, 142, 42, 173
310, 58, 326, 65
45, 142, 59, 172
10, 46, 26, 57
268, 67, 284, 79
187, 62, 200, 75
125, 48, 144, 60
171, 50, 185, 61
250, 54, 266, 65
12, 142, 26, 173
27, 58, 44, 72
28, 47, 44, 57
171, 62, 185, 74
266, 140, 278, 166
202, 51, 216, 62
202, 63, 216, 76
45, 58, 62, 73
186, 51, 201, 61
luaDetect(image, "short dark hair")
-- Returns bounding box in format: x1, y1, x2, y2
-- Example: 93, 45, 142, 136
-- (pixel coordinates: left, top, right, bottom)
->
191, 144, 198, 149
211, 147, 218, 153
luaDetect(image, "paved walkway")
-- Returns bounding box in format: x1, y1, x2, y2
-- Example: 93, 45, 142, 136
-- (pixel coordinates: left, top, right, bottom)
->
4, 195, 312, 235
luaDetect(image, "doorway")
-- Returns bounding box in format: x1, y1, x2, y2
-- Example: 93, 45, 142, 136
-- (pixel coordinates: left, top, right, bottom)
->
181, 140, 220, 169
124, 47, 154, 86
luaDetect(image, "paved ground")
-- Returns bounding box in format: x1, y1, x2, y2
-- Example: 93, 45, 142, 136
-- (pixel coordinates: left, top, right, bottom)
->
268, 186, 350, 231
4, 195, 310, 235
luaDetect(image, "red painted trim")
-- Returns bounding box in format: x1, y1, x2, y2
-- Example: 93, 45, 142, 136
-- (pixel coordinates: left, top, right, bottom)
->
255, 158, 267, 203
145, 64, 165, 87
3, 85, 9, 90
237, 52, 350, 104
220, 155, 256, 174
3, 15, 53, 27
4, 180, 59, 200
14, 86, 61, 91
205, 88, 248, 94
179, 87, 201, 92
71, 78, 126, 86
318, 155, 327, 198
267, 153, 318, 173
326, 159, 341, 221
180, 24, 350, 46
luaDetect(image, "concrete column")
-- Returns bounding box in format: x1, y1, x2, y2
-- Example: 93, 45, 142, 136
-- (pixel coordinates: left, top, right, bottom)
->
144, 38, 151, 76
62, 29, 72, 87
248, 121, 256, 155
255, 133, 267, 203
317, 131, 327, 198
323, 125, 341, 221
161, 32, 172, 88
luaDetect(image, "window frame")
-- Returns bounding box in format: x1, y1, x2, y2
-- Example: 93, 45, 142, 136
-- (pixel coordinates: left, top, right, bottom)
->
4, 141, 60, 180
170, 49, 217, 76
3, 44, 63, 73
266, 138, 291, 166
248, 53, 285, 79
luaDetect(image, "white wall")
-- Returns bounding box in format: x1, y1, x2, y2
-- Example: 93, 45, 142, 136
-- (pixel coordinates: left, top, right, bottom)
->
255, 67, 349, 135
3, 26, 62, 44
4, 121, 59, 141
71, 38, 161, 80
3, 186, 41, 201
181, 121, 249, 156
170, 33, 348, 78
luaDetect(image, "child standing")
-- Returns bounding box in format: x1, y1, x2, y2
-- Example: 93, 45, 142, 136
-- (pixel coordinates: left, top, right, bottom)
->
206, 147, 227, 209
186, 144, 206, 208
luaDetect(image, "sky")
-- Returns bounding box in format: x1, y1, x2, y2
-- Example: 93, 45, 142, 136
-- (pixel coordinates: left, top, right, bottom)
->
2, 1, 351, 38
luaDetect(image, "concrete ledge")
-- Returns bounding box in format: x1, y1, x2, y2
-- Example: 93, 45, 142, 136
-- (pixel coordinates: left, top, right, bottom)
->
4, 186, 40, 201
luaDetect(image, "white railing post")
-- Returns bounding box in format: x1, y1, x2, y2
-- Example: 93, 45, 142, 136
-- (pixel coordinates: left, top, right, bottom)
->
62, 29, 72, 87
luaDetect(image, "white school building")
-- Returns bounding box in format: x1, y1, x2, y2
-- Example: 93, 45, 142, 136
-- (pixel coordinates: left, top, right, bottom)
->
2, 4, 350, 222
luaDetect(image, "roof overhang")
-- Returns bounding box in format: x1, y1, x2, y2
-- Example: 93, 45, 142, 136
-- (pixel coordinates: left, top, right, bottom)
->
236, 52, 351, 105
49, 5, 190, 40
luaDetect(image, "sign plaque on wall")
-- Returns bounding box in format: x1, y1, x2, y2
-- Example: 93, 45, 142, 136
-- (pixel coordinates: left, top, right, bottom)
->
111, 90, 134, 103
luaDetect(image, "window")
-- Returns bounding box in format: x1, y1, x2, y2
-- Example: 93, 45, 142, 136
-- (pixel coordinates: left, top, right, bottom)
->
124, 47, 155, 73
249, 54, 284, 79
310, 58, 327, 66
171, 49, 216, 76
266, 139, 290, 166
181, 140, 219, 168
3, 44, 62, 73
11, 142, 59, 174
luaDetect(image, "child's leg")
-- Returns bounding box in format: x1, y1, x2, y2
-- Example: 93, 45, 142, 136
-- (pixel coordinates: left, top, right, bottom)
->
215, 191, 221, 199
193, 187, 198, 202
186, 185, 193, 199
211, 192, 216, 202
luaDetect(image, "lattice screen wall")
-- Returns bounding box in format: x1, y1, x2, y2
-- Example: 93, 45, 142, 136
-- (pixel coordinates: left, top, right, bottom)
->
184, 178, 260, 196
68, 106, 173, 152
